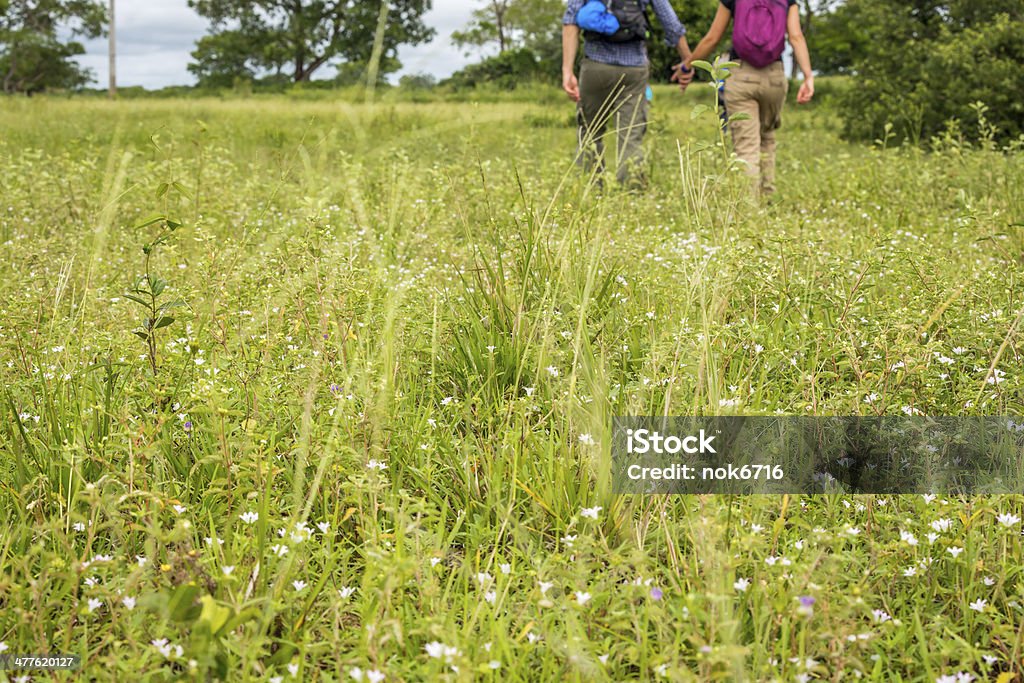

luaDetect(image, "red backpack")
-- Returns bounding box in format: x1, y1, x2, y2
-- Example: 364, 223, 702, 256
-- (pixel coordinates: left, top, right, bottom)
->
732, 0, 789, 68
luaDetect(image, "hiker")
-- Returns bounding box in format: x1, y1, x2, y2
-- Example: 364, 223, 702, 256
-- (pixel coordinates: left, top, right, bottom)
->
679, 0, 814, 198
562, 0, 695, 190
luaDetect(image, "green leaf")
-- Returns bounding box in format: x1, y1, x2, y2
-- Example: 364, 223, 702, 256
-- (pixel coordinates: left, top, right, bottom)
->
197, 596, 233, 635
729, 112, 752, 122
123, 294, 150, 307
135, 213, 168, 230
132, 331, 149, 341
691, 104, 710, 120
153, 317, 175, 330
172, 181, 193, 200
691, 60, 714, 75
167, 583, 202, 622
151, 278, 167, 297
158, 300, 187, 313
155, 182, 170, 198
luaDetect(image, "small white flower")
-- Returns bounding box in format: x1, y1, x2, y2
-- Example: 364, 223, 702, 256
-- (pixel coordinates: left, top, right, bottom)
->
430, 558, 442, 567
484, 590, 497, 604
366, 459, 388, 471
574, 591, 592, 605
546, 366, 559, 378
931, 518, 953, 533
87, 598, 102, 613
846, 527, 861, 536
271, 544, 288, 557
349, 667, 364, 681
598, 654, 609, 665
872, 609, 892, 623
488, 660, 501, 670
900, 531, 918, 546
580, 506, 602, 520
983, 576, 995, 586
947, 546, 964, 558
996, 513, 1020, 527
0, 642, 7, 653
499, 563, 511, 575
223, 566, 235, 576
969, 599, 987, 612
317, 522, 330, 534
122, 596, 136, 610
538, 581, 553, 595
578, 433, 595, 446
734, 578, 751, 592
293, 580, 307, 592
366, 671, 384, 683
339, 586, 357, 599
136, 555, 148, 567
287, 662, 300, 676
476, 572, 493, 585
240, 511, 259, 524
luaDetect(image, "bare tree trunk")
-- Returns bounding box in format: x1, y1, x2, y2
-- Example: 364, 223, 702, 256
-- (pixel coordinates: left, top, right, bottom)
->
493, 0, 508, 53
109, 0, 117, 98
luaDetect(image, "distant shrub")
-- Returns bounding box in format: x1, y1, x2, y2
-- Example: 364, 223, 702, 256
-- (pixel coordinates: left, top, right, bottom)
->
839, 2, 1024, 146
444, 49, 551, 90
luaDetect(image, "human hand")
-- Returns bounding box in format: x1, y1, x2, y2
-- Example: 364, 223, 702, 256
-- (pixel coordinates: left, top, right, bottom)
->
797, 77, 814, 104
563, 72, 580, 102
671, 63, 693, 94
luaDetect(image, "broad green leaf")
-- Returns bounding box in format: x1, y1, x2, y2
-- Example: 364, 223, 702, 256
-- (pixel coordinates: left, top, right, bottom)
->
691, 104, 710, 120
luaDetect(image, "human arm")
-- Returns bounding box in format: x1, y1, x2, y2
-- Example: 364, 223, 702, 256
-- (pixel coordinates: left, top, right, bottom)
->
685, 4, 732, 66
787, 4, 814, 103
562, 23, 581, 102
649, 0, 694, 89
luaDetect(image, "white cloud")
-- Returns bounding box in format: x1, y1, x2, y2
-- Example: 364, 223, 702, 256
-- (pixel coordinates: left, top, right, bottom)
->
76, 0, 482, 89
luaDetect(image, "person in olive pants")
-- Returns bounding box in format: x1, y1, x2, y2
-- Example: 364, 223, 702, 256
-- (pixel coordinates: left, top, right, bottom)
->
562, 0, 695, 190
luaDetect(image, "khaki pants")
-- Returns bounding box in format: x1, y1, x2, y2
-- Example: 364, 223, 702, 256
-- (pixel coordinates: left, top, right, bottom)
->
723, 60, 788, 197
576, 58, 649, 190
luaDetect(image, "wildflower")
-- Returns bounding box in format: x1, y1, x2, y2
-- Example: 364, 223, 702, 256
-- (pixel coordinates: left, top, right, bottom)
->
317, 522, 330, 534
136, 555, 148, 567
488, 660, 501, 670
499, 563, 511, 575
483, 591, 497, 604
598, 654, 609, 665
734, 578, 751, 592
240, 511, 259, 524
578, 433, 596, 446
561, 534, 577, 548
350, 668, 364, 681
546, 366, 559, 378
903, 567, 917, 577
173, 504, 187, 515
996, 513, 1021, 527
797, 596, 815, 617
900, 531, 918, 546
983, 576, 995, 586
287, 662, 300, 676
223, 566, 235, 576
0, 642, 7, 653
339, 586, 356, 598
366, 671, 384, 683
430, 558, 441, 567
574, 591, 592, 605
580, 506, 602, 520
424, 641, 460, 663
122, 596, 136, 610
947, 546, 964, 558
270, 544, 288, 557
475, 572, 492, 586
538, 581, 553, 595
969, 599, 987, 612
846, 527, 861, 536
872, 609, 891, 623
366, 459, 387, 471
650, 587, 663, 601
930, 518, 953, 533
293, 580, 307, 592
87, 598, 102, 613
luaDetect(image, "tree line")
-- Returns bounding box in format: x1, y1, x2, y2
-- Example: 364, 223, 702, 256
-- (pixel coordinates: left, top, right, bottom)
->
1, 0, 1021, 143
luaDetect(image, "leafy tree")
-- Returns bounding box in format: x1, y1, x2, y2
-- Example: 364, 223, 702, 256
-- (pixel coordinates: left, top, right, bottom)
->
187, 0, 435, 86
453, 0, 562, 58
838, 0, 1024, 145
0, 0, 106, 93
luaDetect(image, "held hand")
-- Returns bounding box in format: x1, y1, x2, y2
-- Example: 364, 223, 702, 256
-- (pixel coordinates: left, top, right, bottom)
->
671, 63, 694, 94
797, 78, 814, 104
563, 72, 580, 102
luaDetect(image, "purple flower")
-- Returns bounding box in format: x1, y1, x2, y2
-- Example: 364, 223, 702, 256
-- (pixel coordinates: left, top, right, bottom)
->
329, 383, 341, 394
649, 587, 663, 601
797, 595, 815, 616
183, 421, 193, 432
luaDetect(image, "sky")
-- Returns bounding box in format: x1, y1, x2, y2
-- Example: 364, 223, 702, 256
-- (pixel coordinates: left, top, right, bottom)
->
77, 0, 480, 90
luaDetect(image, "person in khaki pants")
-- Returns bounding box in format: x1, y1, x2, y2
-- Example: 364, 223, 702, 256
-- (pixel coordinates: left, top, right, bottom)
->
562, 0, 695, 190
682, 0, 815, 198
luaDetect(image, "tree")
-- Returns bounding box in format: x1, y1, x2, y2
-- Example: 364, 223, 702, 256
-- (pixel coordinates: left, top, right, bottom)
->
0, 0, 106, 93
838, 0, 1024, 145
187, 0, 435, 86
452, 0, 562, 59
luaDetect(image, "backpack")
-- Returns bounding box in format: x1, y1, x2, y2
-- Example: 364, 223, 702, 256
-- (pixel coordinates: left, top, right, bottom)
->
581, 0, 650, 44
732, 0, 788, 68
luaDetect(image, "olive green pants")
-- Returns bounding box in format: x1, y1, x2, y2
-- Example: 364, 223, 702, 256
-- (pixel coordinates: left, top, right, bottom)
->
723, 60, 789, 197
576, 58, 650, 189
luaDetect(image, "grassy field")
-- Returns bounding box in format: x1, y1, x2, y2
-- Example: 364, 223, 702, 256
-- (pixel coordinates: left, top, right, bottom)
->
0, 87, 1022, 682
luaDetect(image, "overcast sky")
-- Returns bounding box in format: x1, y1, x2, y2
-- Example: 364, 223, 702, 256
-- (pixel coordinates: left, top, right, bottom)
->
77, 0, 482, 89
